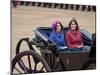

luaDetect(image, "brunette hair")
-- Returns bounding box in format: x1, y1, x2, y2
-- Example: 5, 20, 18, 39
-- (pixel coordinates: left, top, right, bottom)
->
68, 18, 79, 31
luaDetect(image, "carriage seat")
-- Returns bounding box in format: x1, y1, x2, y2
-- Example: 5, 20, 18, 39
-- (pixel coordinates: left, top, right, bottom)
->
35, 27, 68, 46
34, 27, 92, 47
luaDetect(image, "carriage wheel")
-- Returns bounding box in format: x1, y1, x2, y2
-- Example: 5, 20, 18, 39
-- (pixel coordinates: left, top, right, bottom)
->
16, 38, 35, 55
80, 58, 96, 70
87, 63, 96, 69
12, 51, 51, 74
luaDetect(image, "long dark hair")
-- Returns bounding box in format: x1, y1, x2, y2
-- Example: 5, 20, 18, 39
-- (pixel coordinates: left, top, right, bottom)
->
68, 18, 79, 31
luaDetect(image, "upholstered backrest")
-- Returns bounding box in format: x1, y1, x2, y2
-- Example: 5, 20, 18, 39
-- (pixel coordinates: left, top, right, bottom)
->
34, 27, 92, 46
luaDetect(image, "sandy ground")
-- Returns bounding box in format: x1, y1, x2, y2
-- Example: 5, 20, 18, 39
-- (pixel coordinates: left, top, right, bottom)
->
11, 5, 96, 72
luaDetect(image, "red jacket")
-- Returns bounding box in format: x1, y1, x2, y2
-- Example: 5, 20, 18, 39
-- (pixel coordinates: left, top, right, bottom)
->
66, 30, 83, 48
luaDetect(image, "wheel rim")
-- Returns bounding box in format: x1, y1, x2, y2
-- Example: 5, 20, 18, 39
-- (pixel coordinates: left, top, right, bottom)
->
12, 51, 51, 74
16, 38, 35, 55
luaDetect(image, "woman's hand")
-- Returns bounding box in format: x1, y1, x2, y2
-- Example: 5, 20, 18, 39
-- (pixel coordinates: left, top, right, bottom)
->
77, 45, 83, 48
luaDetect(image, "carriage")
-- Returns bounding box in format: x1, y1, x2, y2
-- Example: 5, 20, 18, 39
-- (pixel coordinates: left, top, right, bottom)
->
11, 27, 96, 74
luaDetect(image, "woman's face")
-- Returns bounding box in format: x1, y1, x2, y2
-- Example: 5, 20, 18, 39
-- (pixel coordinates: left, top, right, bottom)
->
70, 21, 77, 30
56, 23, 62, 32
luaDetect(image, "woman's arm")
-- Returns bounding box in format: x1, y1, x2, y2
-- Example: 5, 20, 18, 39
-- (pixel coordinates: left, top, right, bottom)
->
49, 33, 56, 44
80, 32, 84, 46
66, 32, 78, 48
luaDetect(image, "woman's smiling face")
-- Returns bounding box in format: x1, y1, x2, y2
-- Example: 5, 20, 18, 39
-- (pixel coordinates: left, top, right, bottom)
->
56, 23, 62, 32
70, 21, 77, 30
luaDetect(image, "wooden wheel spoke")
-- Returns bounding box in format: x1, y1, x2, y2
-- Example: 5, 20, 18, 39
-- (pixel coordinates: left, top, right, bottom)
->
19, 59, 28, 73
34, 63, 38, 72
27, 55, 32, 70
40, 66, 45, 72
14, 66, 22, 73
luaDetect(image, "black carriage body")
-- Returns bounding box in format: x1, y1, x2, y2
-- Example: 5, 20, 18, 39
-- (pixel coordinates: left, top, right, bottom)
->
32, 27, 93, 71
13, 27, 95, 74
